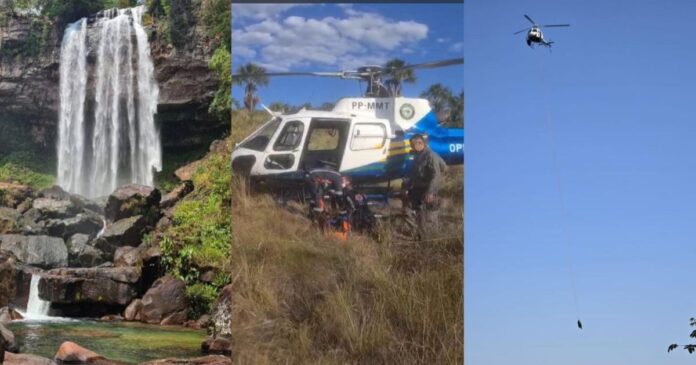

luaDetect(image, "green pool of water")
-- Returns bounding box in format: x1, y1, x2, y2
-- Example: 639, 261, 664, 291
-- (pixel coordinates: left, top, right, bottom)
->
7, 319, 207, 364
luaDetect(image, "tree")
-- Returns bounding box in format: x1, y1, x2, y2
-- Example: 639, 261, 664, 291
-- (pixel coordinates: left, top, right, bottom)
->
319, 102, 335, 111
449, 91, 464, 127
420, 84, 464, 128
669, 318, 696, 354
233, 63, 268, 112
383, 58, 416, 97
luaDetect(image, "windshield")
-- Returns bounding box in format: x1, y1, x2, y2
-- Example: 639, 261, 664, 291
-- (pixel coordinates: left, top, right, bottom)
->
240, 117, 281, 152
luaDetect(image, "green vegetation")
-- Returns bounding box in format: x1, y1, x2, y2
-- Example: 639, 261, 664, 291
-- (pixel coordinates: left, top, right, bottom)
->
160, 139, 232, 320
233, 63, 269, 112
228, 112, 463, 363
421, 83, 465, 127
156, 146, 209, 191
0, 149, 54, 189
384, 58, 417, 96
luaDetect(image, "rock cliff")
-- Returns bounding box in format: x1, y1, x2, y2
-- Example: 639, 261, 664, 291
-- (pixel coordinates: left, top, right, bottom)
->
0, 4, 227, 164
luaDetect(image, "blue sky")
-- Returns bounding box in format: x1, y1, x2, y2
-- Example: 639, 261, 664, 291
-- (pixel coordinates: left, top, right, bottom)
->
231, 3, 463, 108
466, 0, 696, 364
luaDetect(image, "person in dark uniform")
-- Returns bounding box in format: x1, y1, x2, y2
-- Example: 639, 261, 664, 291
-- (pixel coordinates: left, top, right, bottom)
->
404, 133, 447, 240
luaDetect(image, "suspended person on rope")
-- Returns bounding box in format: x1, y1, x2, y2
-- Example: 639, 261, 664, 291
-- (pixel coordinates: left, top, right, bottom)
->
404, 134, 447, 240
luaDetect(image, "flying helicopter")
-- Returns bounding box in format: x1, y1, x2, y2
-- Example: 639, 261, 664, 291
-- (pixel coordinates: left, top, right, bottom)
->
514, 14, 569, 48
230, 58, 464, 194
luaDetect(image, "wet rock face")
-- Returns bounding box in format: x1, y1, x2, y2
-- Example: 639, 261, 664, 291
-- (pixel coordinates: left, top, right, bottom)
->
140, 275, 189, 325
39, 266, 142, 313
0, 8, 225, 171
0, 234, 68, 269
0, 250, 16, 309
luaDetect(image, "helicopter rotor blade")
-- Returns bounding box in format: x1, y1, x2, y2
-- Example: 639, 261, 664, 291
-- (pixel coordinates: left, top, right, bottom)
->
524, 14, 536, 25
232, 71, 346, 79
542, 24, 570, 28
386, 58, 464, 73
514, 27, 530, 35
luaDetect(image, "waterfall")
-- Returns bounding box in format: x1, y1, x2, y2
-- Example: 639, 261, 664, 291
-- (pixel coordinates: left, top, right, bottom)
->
24, 274, 51, 319
57, 6, 161, 198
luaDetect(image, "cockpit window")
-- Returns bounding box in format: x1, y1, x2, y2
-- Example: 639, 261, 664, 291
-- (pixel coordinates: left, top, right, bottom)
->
241, 118, 281, 152
273, 121, 304, 151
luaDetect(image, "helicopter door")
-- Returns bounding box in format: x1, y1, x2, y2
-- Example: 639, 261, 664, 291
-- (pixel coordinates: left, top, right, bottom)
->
340, 121, 390, 174
262, 120, 305, 173
299, 119, 350, 171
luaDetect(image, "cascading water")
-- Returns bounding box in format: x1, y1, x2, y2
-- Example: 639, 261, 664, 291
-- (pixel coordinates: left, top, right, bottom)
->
23, 274, 51, 319
57, 6, 161, 198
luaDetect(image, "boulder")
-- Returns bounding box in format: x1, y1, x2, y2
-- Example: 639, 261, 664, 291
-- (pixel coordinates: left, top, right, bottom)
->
69, 194, 104, 216
55, 341, 103, 363
201, 336, 232, 356
140, 355, 232, 365
124, 299, 143, 321
32, 197, 80, 219
0, 250, 17, 308
39, 266, 141, 309
0, 235, 68, 269
45, 211, 104, 240
114, 246, 143, 267
160, 181, 193, 209
0, 306, 23, 324
0, 322, 17, 352
66, 234, 104, 268
174, 160, 201, 182
4, 352, 54, 365
211, 284, 233, 337
100, 314, 123, 321
0, 182, 33, 209
0, 207, 22, 234
141, 276, 188, 325
19, 211, 45, 235
104, 184, 160, 223
93, 215, 148, 256
184, 314, 211, 330
38, 185, 71, 201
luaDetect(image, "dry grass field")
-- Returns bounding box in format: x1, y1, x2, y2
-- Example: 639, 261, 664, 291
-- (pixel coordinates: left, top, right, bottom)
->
228, 110, 463, 364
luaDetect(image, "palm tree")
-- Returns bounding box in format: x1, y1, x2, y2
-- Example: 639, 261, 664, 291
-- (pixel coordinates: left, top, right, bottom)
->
421, 83, 453, 114
383, 58, 416, 97
233, 63, 269, 112
449, 91, 464, 127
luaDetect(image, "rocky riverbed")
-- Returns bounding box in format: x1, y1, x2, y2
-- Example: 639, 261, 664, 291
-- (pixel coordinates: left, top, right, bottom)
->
0, 178, 232, 363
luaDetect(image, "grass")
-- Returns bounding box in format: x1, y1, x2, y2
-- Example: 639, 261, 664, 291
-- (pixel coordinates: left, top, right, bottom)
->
160, 138, 233, 319
0, 149, 55, 189
227, 110, 464, 364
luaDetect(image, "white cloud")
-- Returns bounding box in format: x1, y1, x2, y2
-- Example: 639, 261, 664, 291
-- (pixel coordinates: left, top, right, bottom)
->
449, 42, 464, 53
232, 7, 429, 72
232, 4, 307, 20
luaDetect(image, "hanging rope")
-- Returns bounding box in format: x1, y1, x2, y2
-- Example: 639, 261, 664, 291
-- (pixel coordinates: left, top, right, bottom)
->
535, 52, 583, 330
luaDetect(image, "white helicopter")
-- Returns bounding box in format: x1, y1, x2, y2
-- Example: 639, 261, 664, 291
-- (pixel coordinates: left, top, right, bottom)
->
231, 58, 464, 192
514, 14, 570, 48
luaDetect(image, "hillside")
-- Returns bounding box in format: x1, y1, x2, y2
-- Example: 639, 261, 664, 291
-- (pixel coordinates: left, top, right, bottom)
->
228, 110, 464, 364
